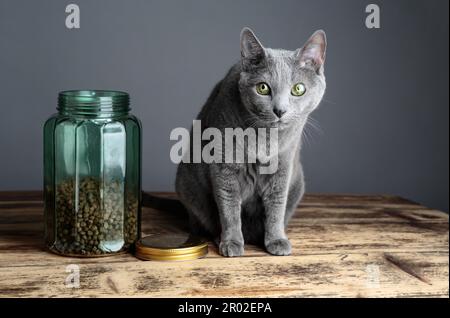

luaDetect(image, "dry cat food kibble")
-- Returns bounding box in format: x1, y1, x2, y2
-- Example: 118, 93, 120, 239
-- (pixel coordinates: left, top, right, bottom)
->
52, 177, 138, 256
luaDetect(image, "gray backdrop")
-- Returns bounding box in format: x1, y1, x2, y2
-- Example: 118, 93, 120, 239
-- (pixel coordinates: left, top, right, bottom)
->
0, 0, 448, 212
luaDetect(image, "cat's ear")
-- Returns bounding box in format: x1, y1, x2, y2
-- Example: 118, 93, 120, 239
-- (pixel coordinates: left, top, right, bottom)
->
240, 27, 265, 66
297, 30, 327, 74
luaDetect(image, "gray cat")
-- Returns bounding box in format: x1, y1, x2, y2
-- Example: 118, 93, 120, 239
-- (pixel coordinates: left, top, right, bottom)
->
146, 28, 327, 257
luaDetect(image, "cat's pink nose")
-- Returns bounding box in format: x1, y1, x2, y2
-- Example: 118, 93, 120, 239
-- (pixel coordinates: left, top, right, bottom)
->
273, 108, 286, 118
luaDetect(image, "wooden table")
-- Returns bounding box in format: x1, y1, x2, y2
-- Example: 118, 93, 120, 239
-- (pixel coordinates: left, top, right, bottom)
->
0, 191, 448, 298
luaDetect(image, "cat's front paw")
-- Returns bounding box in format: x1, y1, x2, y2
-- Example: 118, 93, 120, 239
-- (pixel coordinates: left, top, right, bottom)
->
265, 239, 291, 256
219, 240, 244, 257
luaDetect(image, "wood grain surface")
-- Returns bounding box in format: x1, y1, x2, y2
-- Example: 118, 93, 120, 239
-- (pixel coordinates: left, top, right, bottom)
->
0, 191, 448, 298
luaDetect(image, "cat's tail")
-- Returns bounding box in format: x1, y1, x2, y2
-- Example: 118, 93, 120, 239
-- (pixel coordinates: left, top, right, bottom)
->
141, 192, 187, 215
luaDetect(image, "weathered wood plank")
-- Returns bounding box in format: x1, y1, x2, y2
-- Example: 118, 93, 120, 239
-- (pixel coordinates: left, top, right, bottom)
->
0, 251, 447, 298
0, 192, 448, 298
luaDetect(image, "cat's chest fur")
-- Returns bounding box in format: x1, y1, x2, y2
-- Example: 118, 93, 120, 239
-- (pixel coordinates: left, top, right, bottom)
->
236, 161, 283, 214
237, 163, 259, 203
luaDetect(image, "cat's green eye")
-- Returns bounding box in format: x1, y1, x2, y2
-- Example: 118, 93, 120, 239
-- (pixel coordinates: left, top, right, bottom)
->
256, 82, 271, 95
291, 83, 306, 96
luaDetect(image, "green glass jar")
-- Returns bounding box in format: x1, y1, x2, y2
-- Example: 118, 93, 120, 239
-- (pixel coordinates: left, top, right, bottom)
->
44, 90, 141, 257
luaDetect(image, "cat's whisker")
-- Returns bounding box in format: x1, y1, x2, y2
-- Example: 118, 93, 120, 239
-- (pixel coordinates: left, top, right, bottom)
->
244, 116, 261, 129
300, 116, 323, 147
301, 125, 313, 147
321, 98, 337, 105
306, 116, 323, 135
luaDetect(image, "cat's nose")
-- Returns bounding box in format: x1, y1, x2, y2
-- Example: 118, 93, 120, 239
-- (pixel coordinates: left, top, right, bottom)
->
273, 108, 286, 118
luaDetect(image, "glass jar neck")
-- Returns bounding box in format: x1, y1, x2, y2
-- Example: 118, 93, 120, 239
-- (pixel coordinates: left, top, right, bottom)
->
58, 90, 130, 118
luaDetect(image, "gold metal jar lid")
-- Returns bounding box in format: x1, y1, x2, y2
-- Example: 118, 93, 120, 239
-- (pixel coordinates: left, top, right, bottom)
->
135, 233, 208, 261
